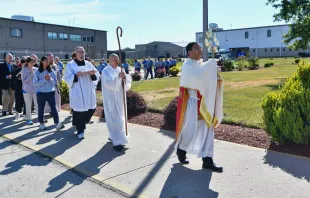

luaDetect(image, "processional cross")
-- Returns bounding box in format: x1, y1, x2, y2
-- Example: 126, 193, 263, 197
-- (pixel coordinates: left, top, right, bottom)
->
204, 27, 219, 59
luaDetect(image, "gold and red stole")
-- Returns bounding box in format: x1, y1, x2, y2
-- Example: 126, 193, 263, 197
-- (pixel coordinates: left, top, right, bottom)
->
175, 59, 223, 141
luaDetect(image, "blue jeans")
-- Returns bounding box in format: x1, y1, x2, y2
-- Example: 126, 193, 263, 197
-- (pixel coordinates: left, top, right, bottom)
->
37, 91, 59, 124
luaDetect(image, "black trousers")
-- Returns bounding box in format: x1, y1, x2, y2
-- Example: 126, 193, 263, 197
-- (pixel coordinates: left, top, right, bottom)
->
15, 89, 25, 114
72, 108, 96, 134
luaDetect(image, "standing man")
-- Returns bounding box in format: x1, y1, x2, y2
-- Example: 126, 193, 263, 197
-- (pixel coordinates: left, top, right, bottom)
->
55, 56, 64, 77
142, 57, 147, 79
133, 58, 141, 72
145, 57, 154, 79
101, 53, 132, 151
64, 46, 99, 139
0, 53, 16, 116
122, 60, 129, 74
175, 42, 224, 172
97, 58, 108, 74
164, 58, 171, 76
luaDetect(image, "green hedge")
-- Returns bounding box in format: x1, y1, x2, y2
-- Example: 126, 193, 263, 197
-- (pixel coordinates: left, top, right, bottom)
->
261, 61, 310, 145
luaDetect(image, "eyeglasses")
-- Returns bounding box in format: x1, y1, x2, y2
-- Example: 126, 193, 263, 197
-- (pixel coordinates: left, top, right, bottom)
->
76, 51, 85, 53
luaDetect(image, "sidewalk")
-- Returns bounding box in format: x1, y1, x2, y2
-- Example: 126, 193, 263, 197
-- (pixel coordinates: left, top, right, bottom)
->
0, 110, 310, 198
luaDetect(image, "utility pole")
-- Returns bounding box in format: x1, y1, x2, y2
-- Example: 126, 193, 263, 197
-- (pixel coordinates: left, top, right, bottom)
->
203, 0, 208, 61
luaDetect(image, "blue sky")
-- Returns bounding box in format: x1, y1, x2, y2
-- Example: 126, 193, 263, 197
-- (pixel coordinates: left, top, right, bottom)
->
2, 0, 284, 50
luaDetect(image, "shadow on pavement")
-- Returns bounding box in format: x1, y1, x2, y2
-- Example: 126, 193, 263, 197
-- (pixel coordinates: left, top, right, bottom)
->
160, 163, 218, 198
45, 142, 125, 192
263, 151, 310, 182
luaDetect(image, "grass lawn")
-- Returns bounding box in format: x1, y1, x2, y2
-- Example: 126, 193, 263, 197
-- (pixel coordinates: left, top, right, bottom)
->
129, 57, 310, 128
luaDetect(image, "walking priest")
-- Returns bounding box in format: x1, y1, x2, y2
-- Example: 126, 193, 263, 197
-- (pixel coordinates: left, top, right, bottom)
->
175, 42, 224, 172
64, 46, 99, 139
101, 53, 131, 152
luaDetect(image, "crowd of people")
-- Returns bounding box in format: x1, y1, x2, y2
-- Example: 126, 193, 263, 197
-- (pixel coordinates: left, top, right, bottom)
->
0, 46, 131, 152
0, 42, 224, 171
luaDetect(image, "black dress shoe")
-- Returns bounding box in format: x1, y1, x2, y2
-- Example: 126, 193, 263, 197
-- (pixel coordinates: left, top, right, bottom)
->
176, 148, 189, 164
114, 145, 124, 152
2, 111, 7, 116
202, 157, 223, 172
9, 112, 14, 115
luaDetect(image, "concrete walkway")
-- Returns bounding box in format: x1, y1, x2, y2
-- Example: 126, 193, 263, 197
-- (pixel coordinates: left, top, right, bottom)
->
0, 111, 309, 198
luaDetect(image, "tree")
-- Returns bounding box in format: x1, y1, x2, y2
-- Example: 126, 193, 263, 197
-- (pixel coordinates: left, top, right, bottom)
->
266, 0, 310, 50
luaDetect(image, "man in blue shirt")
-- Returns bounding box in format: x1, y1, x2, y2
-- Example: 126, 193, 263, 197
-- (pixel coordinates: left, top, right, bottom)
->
154, 58, 159, 75
165, 58, 171, 76
145, 57, 154, 79
134, 58, 141, 72
55, 56, 64, 77
142, 57, 147, 79
122, 60, 129, 74
97, 58, 108, 74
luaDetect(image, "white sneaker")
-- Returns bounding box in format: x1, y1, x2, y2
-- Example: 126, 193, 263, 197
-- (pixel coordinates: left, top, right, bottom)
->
40, 124, 47, 130
56, 123, 64, 131
23, 117, 28, 121
78, 133, 84, 139
14, 112, 19, 120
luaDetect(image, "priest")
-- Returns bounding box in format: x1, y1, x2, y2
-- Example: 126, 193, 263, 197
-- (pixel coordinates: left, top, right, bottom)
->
175, 42, 224, 172
64, 46, 99, 139
101, 53, 131, 151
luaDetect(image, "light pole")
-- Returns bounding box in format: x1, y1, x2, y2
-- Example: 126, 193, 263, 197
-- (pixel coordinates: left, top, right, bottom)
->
203, 0, 208, 61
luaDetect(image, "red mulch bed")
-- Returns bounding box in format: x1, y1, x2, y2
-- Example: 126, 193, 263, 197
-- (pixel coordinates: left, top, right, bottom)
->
61, 104, 310, 158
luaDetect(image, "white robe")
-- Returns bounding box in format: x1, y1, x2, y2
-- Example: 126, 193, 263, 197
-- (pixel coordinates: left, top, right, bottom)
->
64, 60, 99, 112
175, 59, 224, 158
101, 65, 131, 146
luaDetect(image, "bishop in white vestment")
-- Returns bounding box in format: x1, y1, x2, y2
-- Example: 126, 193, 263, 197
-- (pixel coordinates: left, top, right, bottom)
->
175, 42, 224, 172
64, 46, 99, 139
101, 53, 131, 151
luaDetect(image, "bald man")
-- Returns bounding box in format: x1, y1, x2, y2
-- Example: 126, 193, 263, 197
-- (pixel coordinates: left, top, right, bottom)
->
0, 53, 17, 116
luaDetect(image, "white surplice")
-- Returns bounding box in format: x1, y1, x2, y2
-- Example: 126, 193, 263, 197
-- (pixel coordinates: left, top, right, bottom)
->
175, 59, 224, 158
64, 60, 99, 112
101, 65, 131, 146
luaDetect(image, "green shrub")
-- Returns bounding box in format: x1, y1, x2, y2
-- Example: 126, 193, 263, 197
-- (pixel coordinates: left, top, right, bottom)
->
270, 62, 274, 66
236, 57, 246, 71
126, 59, 134, 66
59, 80, 69, 104
247, 56, 260, 70
169, 66, 180, 76
270, 57, 273, 60
264, 63, 270, 67
261, 62, 310, 145
222, 59, 234, 71
295, 59, 300, 64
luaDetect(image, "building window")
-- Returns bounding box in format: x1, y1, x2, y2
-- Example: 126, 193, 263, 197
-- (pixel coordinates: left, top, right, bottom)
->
245, 31, 249, 39
289, 48, 292, 51
277, 49, 279, 52
59, 33, 68, 40
265, 49, 267, 52
48, 32, 57, 40
10, 28, 22, 37
283, 48, 286, 51
267, 29, 271, 37
83, 36, 94, 42
270, 49, 273, 52
253, 49, 256, 52
198, 37, 203, 43
70, 34, 81, 41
